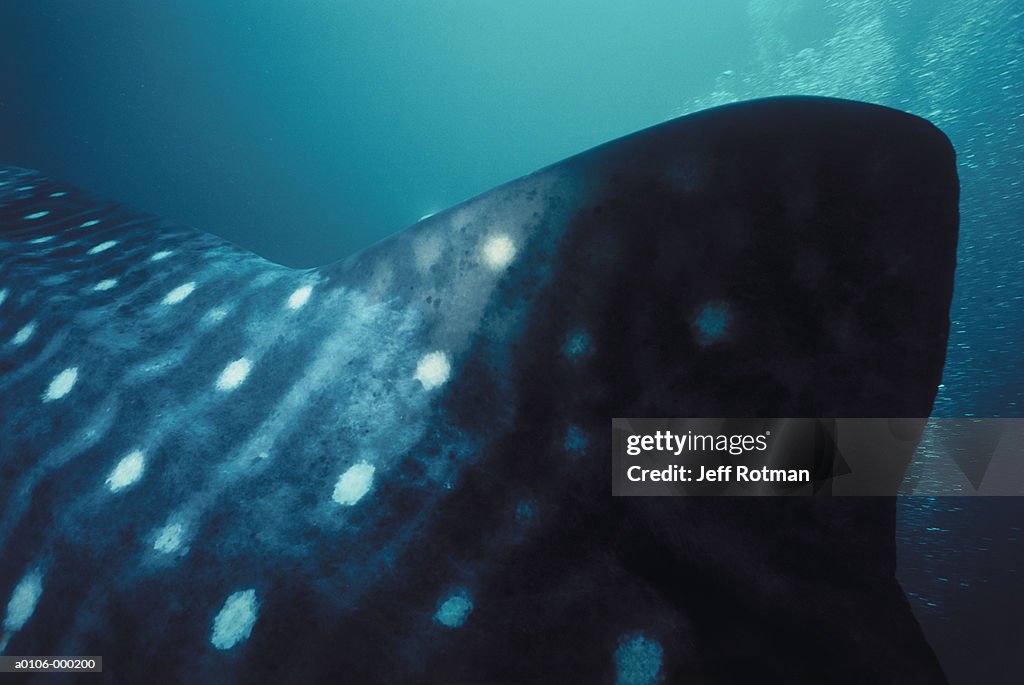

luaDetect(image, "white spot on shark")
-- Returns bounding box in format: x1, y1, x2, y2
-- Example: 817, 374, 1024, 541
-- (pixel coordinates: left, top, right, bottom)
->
216, 358, 252, 391
28, 235, 54, 243
286, 285, 313, 310
153, 522, 185, 553
94, 279, 118, 291
414, 351, 451, 390
126, 348, 188, 381
413, 233, 443, 272
0, 288, 8, 306
106, 450, 146, 492
150, 250, 173, 261
11, 322, 35, 346
515, 500, 536, 525
43, 367, 78, 402
614, 632, 663, 685
332, 462, 375, 506
80, 219, 100, 228
49, 191, 66, 197
693, 301, 731, 345
202, 307, 229, 327
481, 233, 516, 271
41, 275, 69, 287
564, 424, 587, 456
564, 330, 592, 361
434, 589, 473, 628
87, 240, 118, 255
210, 589, 259, 650
1, 568, 43, 652
162, 282, 196, 305
23, 211, 49, 220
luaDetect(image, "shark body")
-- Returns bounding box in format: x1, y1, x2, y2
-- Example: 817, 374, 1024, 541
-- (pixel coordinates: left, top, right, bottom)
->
0, 97, 957, 683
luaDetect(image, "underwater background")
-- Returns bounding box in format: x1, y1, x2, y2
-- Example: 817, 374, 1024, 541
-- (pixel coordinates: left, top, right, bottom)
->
1, 1, 1021, 681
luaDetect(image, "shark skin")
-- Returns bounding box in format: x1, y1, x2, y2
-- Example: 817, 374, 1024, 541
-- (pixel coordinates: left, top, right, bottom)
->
0, 97, 957, 683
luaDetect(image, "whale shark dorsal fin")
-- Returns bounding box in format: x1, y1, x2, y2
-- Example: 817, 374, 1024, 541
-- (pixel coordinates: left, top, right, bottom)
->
0, 97, 957, 682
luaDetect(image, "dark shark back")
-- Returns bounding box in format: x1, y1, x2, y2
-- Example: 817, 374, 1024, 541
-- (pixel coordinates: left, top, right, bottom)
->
0, 97, 957, 683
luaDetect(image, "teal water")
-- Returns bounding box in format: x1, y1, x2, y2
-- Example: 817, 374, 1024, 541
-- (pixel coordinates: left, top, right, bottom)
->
0, 1, 749, 266
1, 1, 1021, 682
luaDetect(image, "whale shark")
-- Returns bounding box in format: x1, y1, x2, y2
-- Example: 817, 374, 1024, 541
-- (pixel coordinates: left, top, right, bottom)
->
0, 97, 958, 683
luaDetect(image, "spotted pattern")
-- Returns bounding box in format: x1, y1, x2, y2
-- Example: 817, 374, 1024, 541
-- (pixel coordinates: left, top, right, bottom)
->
1, 569, 43, 653
210, 589, 259, 650
215, 358, 252, 391
693, 301, 731, 345
106, 450, 146, 492
11, 322, 34, 346
287, 285, 313, 310
0, 167, 542, 671
162, 282, 196, 305
153, 522, 185, 554
87, 240, 118, 255
42, 367, 78, 402
434, 590, 473, 628
614, 633, 663, 685
331, 462, 376, 506
481, 233, 517, 271
414, 351, 451, 390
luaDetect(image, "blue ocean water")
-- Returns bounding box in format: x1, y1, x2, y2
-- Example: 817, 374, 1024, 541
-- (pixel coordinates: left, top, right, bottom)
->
1, 1, 1021, 681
